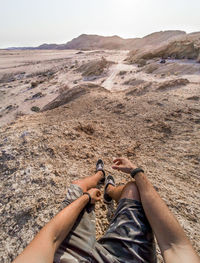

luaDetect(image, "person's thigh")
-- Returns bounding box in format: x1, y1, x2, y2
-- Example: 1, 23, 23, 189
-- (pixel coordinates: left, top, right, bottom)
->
98, 182, 157, 263
120, 181, 141, 201
54, 184, 96, 263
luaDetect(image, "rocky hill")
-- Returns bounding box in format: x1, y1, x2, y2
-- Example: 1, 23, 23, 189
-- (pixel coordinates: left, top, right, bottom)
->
6, 30, 186, 51
44, 31, 186, 50
127, 32, 200, 63
63, 34, 131, 50
126, 30, 186, 49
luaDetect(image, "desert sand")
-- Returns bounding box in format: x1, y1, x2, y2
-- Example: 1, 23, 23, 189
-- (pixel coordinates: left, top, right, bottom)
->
0, 46, 200, 262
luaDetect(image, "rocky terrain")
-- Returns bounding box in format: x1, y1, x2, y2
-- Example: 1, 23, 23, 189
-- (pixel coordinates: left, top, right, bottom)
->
127, 32, 200, 63
0, 39, 200, 262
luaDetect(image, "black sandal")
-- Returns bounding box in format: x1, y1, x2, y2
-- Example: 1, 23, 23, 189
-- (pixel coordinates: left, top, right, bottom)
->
104, 175, 115, 204
96, 159, 105, 183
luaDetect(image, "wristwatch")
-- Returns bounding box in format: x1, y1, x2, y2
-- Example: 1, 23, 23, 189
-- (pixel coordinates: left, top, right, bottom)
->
83, 192, 91, 205
130, 168, 144, 178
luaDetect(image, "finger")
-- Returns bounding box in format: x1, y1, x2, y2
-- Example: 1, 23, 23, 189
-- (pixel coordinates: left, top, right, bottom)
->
96, 190, 101, 197
96, 192, 101, 200
112, 165, 121, 170
113, 158, 122, 164
92, 188, 101, 195
113, 158, 122, 163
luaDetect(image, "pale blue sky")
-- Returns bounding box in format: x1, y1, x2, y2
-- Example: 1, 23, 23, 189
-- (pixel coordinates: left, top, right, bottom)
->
0, 0, 199, 48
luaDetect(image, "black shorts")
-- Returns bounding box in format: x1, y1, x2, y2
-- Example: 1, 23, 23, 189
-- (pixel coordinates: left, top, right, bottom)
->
54, 184, 157, 263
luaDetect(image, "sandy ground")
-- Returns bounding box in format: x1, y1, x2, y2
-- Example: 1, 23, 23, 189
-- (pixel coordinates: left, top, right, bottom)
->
0, 50, 126, 126
1, 49, 199, 127
0, 50, 200, 262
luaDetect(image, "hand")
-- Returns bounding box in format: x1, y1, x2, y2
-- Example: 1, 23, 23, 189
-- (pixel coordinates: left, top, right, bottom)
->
112, 157, 137, 174
87, 188, 101, 204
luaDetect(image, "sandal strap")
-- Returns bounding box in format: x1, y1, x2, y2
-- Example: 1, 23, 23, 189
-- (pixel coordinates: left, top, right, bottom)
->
105, 175, 115, 190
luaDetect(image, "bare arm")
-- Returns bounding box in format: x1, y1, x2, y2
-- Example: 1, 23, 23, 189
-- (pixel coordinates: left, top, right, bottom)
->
13, 188, 101, 263
112, 158, 200, 263
135, 172, 199, 263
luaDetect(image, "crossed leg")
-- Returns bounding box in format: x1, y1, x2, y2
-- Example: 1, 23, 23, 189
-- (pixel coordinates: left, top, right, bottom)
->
106, 181, 141, 202
72, 171, 104, 192
72, 170, 140, 203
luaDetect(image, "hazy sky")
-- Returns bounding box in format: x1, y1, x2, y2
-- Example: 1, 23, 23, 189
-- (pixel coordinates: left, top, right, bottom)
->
0, 0, 199, 48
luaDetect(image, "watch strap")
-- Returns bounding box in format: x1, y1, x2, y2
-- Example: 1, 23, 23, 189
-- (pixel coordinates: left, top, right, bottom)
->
130, 168, 144, 178
83, 192, 92, 205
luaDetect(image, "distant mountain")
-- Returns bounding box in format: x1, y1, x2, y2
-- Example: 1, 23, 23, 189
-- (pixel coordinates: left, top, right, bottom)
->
56, 31, 186, 50
6, 47, 36, 50
37, 43, 61, 49
63, 34, 135, 50
69, 31, 186, 50
4, 30, 187, 51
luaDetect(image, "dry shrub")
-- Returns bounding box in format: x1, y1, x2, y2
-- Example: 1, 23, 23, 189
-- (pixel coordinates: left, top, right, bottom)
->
30, 82, 38, 88
118, 71, 127, 76
31, 106, 40, 112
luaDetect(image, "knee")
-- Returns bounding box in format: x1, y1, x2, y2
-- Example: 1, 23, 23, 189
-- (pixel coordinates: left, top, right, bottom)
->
71, 179, 86, 192
71, 179, 82, 187
71, 179, 79, 185
120, 181, 141, 201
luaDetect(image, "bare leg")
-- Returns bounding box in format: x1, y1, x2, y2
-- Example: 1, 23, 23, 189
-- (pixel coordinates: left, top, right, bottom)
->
120, 181, 141, 201
106, 185, 125, 202
107, 181, 141, 203
72, 171, 104, 192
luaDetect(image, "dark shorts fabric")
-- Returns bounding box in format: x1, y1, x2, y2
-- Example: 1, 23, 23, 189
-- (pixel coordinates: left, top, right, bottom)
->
54, 184, 157, 263
99, 199, 157, 263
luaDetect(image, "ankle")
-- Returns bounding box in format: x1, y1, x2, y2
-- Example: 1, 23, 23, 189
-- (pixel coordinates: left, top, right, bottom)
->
106, 184, 115, 195
96, 170, 104, 179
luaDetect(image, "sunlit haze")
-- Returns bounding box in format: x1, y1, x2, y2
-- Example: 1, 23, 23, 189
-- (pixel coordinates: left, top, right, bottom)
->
0, 0, 200, 48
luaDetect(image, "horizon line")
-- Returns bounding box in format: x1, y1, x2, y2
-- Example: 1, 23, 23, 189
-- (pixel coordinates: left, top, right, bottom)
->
1, 29, 199, 50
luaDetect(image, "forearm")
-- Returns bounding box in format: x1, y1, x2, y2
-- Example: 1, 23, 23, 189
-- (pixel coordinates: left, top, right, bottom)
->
13, 194, 89, 263
48, 194, 89, 248
134, 172, 200, 262
135, 172, 190, 250
113, 157, 199, 262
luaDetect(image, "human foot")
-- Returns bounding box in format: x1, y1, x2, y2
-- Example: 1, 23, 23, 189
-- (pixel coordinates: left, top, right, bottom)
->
96, 159, 105, 183
104, 175, 115, 204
